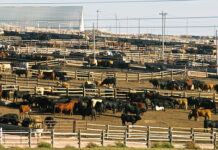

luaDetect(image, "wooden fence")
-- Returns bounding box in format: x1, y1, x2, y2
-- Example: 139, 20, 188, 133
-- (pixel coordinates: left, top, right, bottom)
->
0, 69, 185, 85
1, 122, 218, 149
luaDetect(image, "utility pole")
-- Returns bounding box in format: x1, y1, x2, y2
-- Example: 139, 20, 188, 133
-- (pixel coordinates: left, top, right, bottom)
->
93, 23, 96, 62
126, 16, 128, 38
159, 11, 167, 59
96, 9, 101, 30
115, 14, 118, 36
216, 30, 218, 75
186, 18, 189, 42
138, 18, 141, 39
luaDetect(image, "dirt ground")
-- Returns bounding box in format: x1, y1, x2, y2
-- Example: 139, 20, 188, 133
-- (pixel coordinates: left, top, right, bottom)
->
1, 105, 218, 129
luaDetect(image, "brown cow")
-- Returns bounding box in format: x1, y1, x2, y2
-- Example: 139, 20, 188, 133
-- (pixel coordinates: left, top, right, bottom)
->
171, 97, 188, 110
200, 83, 214, 92
54, 100, 79, 116
131, 102, 146, 109
188, 108, 211, 121
19, 105, 31, 119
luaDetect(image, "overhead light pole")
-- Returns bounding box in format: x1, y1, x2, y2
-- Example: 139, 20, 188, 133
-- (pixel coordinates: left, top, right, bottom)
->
159, 11, 167, 59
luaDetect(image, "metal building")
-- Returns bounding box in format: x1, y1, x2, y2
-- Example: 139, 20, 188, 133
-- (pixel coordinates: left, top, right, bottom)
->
0, 6, 84, 31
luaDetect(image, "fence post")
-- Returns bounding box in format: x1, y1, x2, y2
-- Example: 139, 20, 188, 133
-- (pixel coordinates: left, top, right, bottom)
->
101, 130, 104, 147
78, 129, 81, 148
213, 93, 217, 114
75, 70, 77, 80
214, 132, 216, 149
124, 129, 127, 146
126, 125, 130, 138
211, 128, 214, 144
114, 88, 117, 99
28, 129, 31, 148
83, 87, 86, 97
138, 73, 140, 83
171, 70, 173, 80
51, 129, 54, 148
15, 75, 17, 85
0, 128, 2, 145
169, 127, 172, 144
147, 126, 150, 148
191, 128, 195, 142
126, 73, 128, 82
66, 88, 69, 97
5, 74, 6, 85
73, 120, 77, 133
105, 124, 109, 138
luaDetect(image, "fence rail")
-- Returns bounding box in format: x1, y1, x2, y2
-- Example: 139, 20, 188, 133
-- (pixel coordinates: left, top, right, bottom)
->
1, 122, 218, 149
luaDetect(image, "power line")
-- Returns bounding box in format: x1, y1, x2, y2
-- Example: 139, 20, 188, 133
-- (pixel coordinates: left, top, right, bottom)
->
1, 15, 218, 22
84, 25, 218, 29
0, 0, 193, 5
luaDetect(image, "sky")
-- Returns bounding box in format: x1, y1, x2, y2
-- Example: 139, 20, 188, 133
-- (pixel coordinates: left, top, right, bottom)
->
1, 0, 218, 36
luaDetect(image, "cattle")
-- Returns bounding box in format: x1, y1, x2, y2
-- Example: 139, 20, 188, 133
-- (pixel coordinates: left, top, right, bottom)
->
155, 105, 165, 111
19, 105, 31, 119
91, 99, 103, 107
103, 99, 122, 113
200, 83, 214, 92
54, 100, 79, 116
0, 114, 19, 125
95, 101, 104, 115
44, 117, 57, 130
13, 91, 30, 102
83, 81, 96, 89
187, 97, 215, 110
0, 90, 10, 100
131, 102, 146, 109
101, 77, 116, 87
21, 116, 42, 128
78, 99, 96, 120
57, 82, 70, 88
38, 71, 55, 80
13, 69, 28, 77
188, 108, 211, 121
149, 95, 174, 111
204, 120, 218, 128
124, 103, 147, 115
121, 113, 141, 126
170, 97, 188, 110
0, 64, 11, 72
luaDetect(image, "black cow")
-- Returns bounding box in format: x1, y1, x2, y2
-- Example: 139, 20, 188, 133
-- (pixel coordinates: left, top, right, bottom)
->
2, 90, 10, 100
44, 117, 57, 129
13, 69, 28, 77
101, 77, 116, 87
95, 101, 104, 115
13, 91, 30, 102
21, 118, 31, 127
204, 120, 218, 128
0, 114, 19, 125
121, 113, 141, 126
124, 103, 147, 115
78, 99, 96, 120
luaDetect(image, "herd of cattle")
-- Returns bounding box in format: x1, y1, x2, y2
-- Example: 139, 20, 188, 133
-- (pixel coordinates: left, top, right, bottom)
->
149, 79, 217, 92
0, 89, 217, 128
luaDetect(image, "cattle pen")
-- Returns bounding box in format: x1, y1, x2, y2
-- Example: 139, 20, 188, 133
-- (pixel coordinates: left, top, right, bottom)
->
0, 121, 218, 149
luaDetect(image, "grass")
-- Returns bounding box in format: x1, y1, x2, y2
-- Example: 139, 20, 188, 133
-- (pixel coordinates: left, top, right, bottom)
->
37, 142, 52, 148
185, 142, 200, 149
151, 142, 174, 148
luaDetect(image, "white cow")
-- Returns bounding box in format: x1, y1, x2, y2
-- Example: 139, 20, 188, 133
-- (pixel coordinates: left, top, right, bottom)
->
0, 64, 11, 72
155, 105, 165, 111
91, 99, 103, 107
